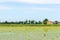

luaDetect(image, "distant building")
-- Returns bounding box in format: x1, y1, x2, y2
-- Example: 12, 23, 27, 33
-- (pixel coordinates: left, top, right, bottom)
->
47, 20, 53, 24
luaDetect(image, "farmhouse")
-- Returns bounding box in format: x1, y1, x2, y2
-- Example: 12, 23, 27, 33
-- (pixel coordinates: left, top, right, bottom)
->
47, 20, 53, 24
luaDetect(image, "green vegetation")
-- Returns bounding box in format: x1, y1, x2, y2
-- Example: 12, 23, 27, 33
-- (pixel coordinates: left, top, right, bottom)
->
43, 18, 48, 24
0, 18, 59, 25
0, 20, 42, 24
0, 22, 60, 40
0, 24, 59, 27
0, 25, 60, 40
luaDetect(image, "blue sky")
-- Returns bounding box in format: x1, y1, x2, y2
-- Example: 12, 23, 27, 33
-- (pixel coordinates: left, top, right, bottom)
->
0, 0, 60, 22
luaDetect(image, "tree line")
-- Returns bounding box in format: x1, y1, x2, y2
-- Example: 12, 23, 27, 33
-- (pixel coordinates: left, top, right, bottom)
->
0, 20, 42, 24
0, 19, 59, 24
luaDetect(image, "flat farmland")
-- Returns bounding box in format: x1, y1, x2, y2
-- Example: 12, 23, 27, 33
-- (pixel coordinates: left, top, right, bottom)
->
0, 24, 60, 40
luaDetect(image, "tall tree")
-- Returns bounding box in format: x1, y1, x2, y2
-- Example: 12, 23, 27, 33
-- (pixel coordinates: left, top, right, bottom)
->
24, 20, 28, 24
43, 18, 48, 24
19, 21, 23, 24
35, 21, 38, 24
38, 21, 42, 24
30, 20, 35, 24
54, 21, 58, 24
5, 21, 8, 24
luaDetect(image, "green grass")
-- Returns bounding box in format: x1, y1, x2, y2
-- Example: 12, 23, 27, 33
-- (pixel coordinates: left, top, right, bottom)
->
0, 24, 60, 40
0, 24, 60, 27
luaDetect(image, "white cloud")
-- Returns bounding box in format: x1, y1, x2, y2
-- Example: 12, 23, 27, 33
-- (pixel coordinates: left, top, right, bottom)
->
16, 7, 60, 11
0, 3, 59, 11
0, 0, 16, 2
49, 8, 60, 11
0, 0, 60, 4
0, 6, 15, 10
16, 7, 49, 10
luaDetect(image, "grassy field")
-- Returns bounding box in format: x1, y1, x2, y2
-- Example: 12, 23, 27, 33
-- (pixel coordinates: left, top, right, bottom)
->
0, 24, 60, 40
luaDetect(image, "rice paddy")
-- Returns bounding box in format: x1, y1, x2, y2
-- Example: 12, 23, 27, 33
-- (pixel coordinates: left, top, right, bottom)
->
0, 24, 60, 40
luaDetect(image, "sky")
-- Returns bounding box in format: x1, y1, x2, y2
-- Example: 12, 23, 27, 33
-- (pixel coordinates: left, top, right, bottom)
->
0, 0, 60, 22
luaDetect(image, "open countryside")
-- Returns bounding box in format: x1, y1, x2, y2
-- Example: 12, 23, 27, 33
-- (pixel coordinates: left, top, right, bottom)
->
0, 0, 60, 40
0, 24, 60, 40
